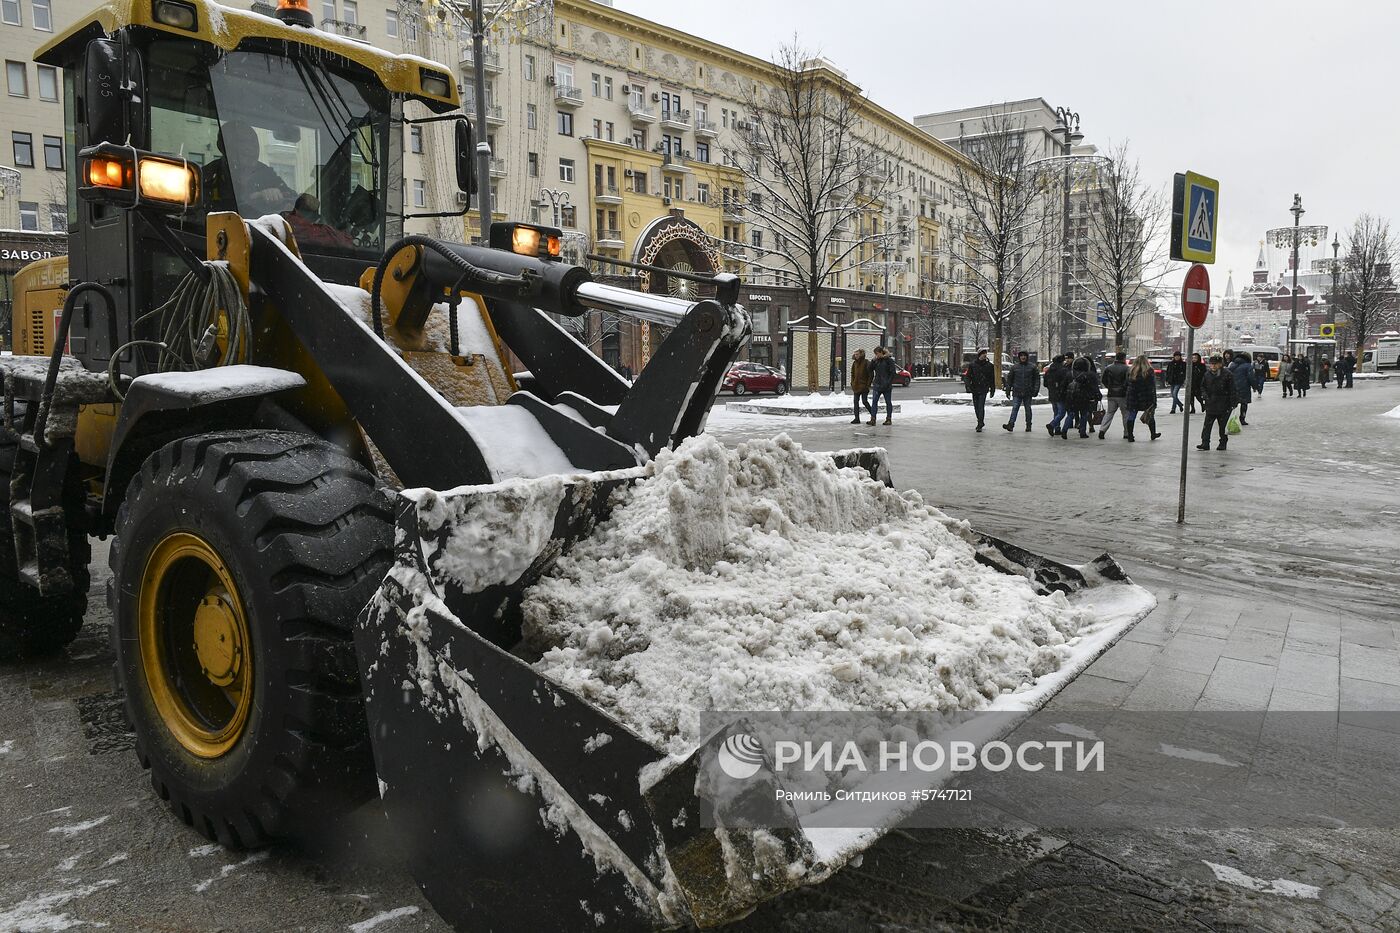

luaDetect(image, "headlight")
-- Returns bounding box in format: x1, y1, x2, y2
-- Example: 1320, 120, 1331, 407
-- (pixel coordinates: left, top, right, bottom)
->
138, 158, 199, 204
78, 143, 198, 211
420, 68, 452, 99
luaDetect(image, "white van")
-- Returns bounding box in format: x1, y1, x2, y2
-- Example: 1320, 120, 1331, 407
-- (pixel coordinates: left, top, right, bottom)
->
1361, 337, 1400, 372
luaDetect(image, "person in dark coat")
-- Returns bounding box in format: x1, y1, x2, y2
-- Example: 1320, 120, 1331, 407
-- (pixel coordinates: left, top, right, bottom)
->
1228, 352, 1255, 425
1279, 353, 1293, 397
963, 349, 995, 432
1098, 352, 1131, 440
1196, 354, 1238, 451
849, 349, 872, 424
1252, 356, 1269, 397
1292, 355, 1311, 397
1165, 351, 1187, 413
869, 346, 897, 425
1342, 351, 1357, 388
1188, 352, 1207, 412
1063, 356, 1101, 439
1044, 355, 1070, 436
1124, 355, 1161, 442
1002, 350, 1042, 433
1318, 358, 1331, 389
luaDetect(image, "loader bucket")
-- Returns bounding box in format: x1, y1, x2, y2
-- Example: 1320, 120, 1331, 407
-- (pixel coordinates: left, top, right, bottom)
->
355, 449, 1141, 931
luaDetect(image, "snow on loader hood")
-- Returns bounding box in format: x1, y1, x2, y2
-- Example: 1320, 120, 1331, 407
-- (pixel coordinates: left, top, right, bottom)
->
360, 433, 1155, 930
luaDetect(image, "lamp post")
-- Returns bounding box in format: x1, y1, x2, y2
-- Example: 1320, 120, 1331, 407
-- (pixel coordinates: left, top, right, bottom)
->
1051, 107, 1084, 356
1328, 232, 1340, 328
537, 187, 572, 228
1266, 195, 1326, 347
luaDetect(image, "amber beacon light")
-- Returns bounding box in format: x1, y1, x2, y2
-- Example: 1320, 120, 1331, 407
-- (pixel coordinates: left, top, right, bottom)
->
275, 0, 314, 27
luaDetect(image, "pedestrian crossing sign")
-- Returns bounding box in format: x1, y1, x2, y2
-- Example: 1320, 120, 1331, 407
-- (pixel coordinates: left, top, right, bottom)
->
1171, 171, 1220, 264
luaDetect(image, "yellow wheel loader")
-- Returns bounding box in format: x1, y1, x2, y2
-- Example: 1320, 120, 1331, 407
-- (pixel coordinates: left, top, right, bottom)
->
3, 1, 1142, 929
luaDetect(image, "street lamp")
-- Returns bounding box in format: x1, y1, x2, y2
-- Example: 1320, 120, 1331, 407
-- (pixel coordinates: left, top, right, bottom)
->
1265, 194, 1327, 346
537, 187, 572, 228
1329, 232, 1341, 328
1052, 107, 1083, 356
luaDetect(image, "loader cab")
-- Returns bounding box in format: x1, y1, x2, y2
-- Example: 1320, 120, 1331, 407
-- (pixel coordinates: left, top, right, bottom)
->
36, 1, 465, 377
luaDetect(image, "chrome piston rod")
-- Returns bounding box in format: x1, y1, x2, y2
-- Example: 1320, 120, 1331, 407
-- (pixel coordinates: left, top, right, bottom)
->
573, 281, 696, 328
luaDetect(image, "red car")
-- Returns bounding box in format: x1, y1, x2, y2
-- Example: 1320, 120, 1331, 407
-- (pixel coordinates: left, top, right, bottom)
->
723, 362, 788, 395
893, 367, 912, 387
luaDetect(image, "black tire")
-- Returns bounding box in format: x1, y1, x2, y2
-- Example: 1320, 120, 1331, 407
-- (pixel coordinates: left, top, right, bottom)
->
775, 381, 788, 395
0, 410, 90, 661
733, 381, 747, 396
109, 431, 394, 848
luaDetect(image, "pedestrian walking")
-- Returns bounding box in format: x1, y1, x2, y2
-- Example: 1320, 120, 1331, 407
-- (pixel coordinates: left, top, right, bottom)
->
1319, 358, 1331, 389
1002, 350, 1041, 433
1196, 354, 1238, 451
1229, 351, 1254, 425
1044, 355, 1070, 436
1098, 352, 1131, 440
1064, 356, 1100, 439
869, 346, 896, 425
849, 349, 872, 424
1125, 355, 1161, 442
1166, 351, 1187, 413
963, 349, 995, 432
1293, 354, 1311, 398
1280, 353, 1294, 397
1188, 352, 1206, 413
1252, 356, 1269, 398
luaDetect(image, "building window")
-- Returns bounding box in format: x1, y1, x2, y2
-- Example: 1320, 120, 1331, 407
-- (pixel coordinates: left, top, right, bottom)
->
527, 152, 538, 177
409, 125, 422, 154
604, 121, 614, 142
697, 183, 709, 204
1, 0, 19, 26
592, 118, 601, 138
560, 205, 576, 228
404, 16, 416, 40
320, 0, 334, 24
42, 134, 61, 169
695, 141, 709, 163
47, 202, 64, 230
526, 103, 537, 129
751, 230, 763, 249
695, 102, 707, 124
12, 131, 33, 167
524, 54, 536, 81
36, 63, 56, 101
591, 72, 601, 97
630, 129, 644, 150
30, 0, 48, 31
384, 8, 397, 36
412, 178, 426, 208
18, 201, 37, 230
341, 0, 357, 24
603, 76, 613, 100
554, 62, 574, 90
628, 84, 644, 110
557, 111, 573, 136
721, 108, 729, 128
558, 158, 574, 182
631, 171, 646, 195
6, 60, 26, 97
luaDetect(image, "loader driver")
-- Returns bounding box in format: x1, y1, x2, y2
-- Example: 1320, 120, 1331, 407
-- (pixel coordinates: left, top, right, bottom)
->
204, 120, 297, 216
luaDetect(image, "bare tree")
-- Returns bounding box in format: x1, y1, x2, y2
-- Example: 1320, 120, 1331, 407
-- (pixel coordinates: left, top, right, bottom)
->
1073, 143, 1169, 354
949, 107, 1055, 387
723, 40, 893, 389
1337, 214, 1398, 354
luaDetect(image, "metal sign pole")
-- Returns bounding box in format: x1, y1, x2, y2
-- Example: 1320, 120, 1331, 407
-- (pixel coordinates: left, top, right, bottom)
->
1176, 326, 1196, 524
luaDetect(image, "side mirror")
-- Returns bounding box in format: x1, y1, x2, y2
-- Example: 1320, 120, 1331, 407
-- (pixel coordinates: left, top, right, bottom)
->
455, 119, 476, 196
85, 37, 146, 146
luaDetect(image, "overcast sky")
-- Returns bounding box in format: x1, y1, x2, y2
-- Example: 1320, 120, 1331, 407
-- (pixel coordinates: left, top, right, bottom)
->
614, 0, 1399, 303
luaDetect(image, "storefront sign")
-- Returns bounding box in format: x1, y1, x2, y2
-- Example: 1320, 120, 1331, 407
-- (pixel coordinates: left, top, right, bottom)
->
0, 248, 53, 263
747, 294, 772, 301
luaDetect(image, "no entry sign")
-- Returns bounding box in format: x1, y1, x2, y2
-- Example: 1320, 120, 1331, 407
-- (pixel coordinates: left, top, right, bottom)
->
1181, 264, 1210, 328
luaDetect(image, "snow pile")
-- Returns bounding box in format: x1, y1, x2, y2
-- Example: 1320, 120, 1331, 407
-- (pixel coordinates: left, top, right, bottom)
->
523, 434, 1095, 755
1383, 403, 1400, 419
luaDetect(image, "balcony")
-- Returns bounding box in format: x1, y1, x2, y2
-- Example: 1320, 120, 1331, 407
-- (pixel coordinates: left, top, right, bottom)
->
459, 47, 502, 74
595, 185, 622, 204
466, 102, 505, 125
596, 229, 624, 250
722, 198, 744, 219
693, 119, 718, 138
627, 104, 656, 124
554, 85, 584, 108
321, 19, 366, 41
489, 158, 507, 178
662, 152, 692, 172
659, 108, 691, 130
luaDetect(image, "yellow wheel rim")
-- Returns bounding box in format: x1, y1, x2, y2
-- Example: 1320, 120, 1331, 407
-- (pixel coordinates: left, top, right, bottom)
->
138, 532, 253, 759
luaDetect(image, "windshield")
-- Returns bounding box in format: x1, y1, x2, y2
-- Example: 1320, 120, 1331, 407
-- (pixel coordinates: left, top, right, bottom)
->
146, 38, 395, 255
